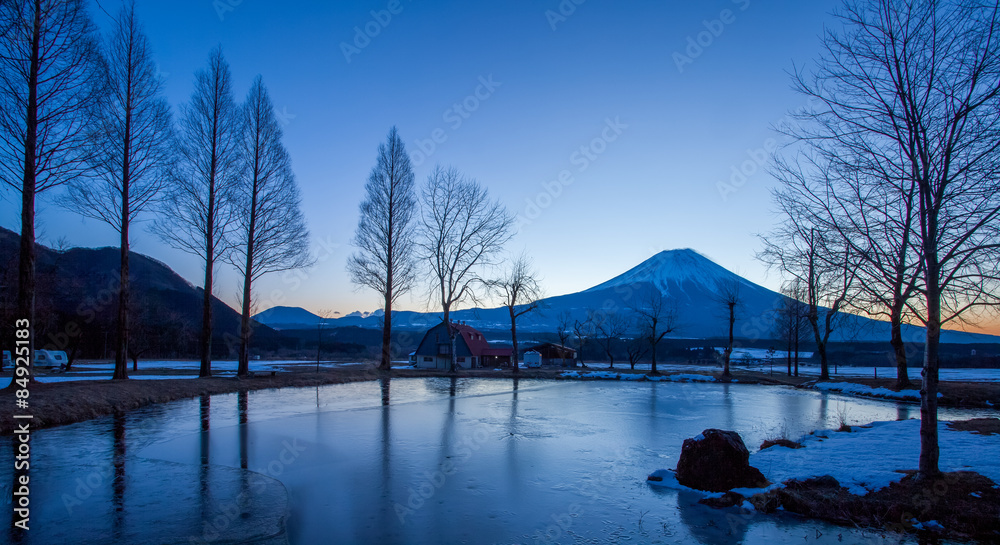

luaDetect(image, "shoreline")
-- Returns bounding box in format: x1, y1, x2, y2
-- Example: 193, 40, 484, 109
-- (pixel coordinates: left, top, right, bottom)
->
1, 364, 997, 436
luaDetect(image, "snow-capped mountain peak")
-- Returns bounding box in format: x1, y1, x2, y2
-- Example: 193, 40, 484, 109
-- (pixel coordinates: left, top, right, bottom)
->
585, 248, 750, 295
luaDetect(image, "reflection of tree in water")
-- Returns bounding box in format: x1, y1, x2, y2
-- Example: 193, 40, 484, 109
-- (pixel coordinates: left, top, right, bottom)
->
112, 412, 127, 538
425, 376, 466, 397
199, 393, 211, 523
238, 390, 248, 469
675, 490, 750, 545
378, 376, 393, 536
380, 377, 391, 406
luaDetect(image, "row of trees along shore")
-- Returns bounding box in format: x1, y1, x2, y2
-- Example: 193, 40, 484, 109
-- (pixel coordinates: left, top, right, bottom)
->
0, 1, 310, 380
760, 0, 1000, 480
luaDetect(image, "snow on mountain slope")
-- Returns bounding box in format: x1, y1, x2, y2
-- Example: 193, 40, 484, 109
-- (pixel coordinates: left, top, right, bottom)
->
586, 249, 751, 295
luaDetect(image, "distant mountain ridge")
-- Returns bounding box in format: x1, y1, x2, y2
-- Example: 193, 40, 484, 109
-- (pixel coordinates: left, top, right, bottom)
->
256, 248, 999, 344
0, 226, 279, 359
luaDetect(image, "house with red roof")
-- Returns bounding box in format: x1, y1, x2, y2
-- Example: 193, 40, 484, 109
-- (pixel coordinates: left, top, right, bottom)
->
413, 321, 512, 369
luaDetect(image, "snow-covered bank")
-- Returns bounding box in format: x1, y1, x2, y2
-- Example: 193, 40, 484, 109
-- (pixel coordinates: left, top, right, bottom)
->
752, 419, 1000, 495
649, 419, 1000, 497
559, 370, 719, 382
809, 381, 942, 402
778, 365, 1000, 383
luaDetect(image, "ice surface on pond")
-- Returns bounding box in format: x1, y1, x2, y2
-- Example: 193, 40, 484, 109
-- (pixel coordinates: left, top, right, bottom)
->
3, 378, 996, 544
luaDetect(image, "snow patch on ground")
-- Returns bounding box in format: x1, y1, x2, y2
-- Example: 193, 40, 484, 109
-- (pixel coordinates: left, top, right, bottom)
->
751, 419, 1000, 495
811, 382, 942, 401
645, 373, 717, 383
560, 371, 717, 382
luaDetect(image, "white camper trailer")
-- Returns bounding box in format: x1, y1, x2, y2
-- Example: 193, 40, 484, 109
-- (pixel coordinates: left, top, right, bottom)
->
35, 349, 69, 367
523, 350, 542, 368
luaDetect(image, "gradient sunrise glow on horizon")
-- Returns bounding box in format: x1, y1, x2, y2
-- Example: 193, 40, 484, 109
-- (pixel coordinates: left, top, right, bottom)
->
2, 0, 997, 337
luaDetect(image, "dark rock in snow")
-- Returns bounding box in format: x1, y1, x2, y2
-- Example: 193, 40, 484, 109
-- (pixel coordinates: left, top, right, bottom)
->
676, 429, 769, 492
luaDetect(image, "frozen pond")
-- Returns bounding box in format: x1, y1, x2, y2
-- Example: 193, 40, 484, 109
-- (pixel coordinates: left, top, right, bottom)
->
3, 378, 997, 544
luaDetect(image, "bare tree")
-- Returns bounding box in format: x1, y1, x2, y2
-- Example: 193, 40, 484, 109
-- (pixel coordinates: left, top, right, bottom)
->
634, 290, 677, 376
760, 219, 854, 381
63, 2, 173, 380
348, 126, 417, 371
782, 0, 1000, 477
597, 312, 628, 369
152, 46, 240, 378
716, 279, 742, 379
0, 0, 102, 377
624, 334, 647, 371
418, 166, 512, 373
773, 109, 925, 390
556, 310, 573, 366
228, 76, 311, 378
773, 280, 809, 377
572, 313, 595, 368
315, 308, 334, 372
486, 252, 542, 374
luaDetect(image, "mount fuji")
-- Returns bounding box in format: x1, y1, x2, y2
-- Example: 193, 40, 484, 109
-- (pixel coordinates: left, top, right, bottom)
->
255, 249, 997, 343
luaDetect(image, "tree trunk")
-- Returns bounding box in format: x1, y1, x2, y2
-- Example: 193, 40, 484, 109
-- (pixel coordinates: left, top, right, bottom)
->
380, 294, 392, 371
238, 174, 260, 378
650, 340, 657, 375
723, 303, 734, 378
786, 333, 792, 377
238, 269, 253, 377
442, 306, 456, 374
810, 310, 829, 380
889, 305, 910, 389
918, 259, 942, 479
115, 207, 130, 380
114, 108, 133, 381
793, 319, 800, 377
17, 1, 42, 382
200, 190, 215, 378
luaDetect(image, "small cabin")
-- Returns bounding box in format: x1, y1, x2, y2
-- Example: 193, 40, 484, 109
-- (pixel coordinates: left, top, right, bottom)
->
2, 350, 11, 369
413, 321, 512, 369
522, 343, 576, 367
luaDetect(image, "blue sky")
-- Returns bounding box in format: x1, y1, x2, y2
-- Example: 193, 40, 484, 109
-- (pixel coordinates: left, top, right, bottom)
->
4, 0, 880, 323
